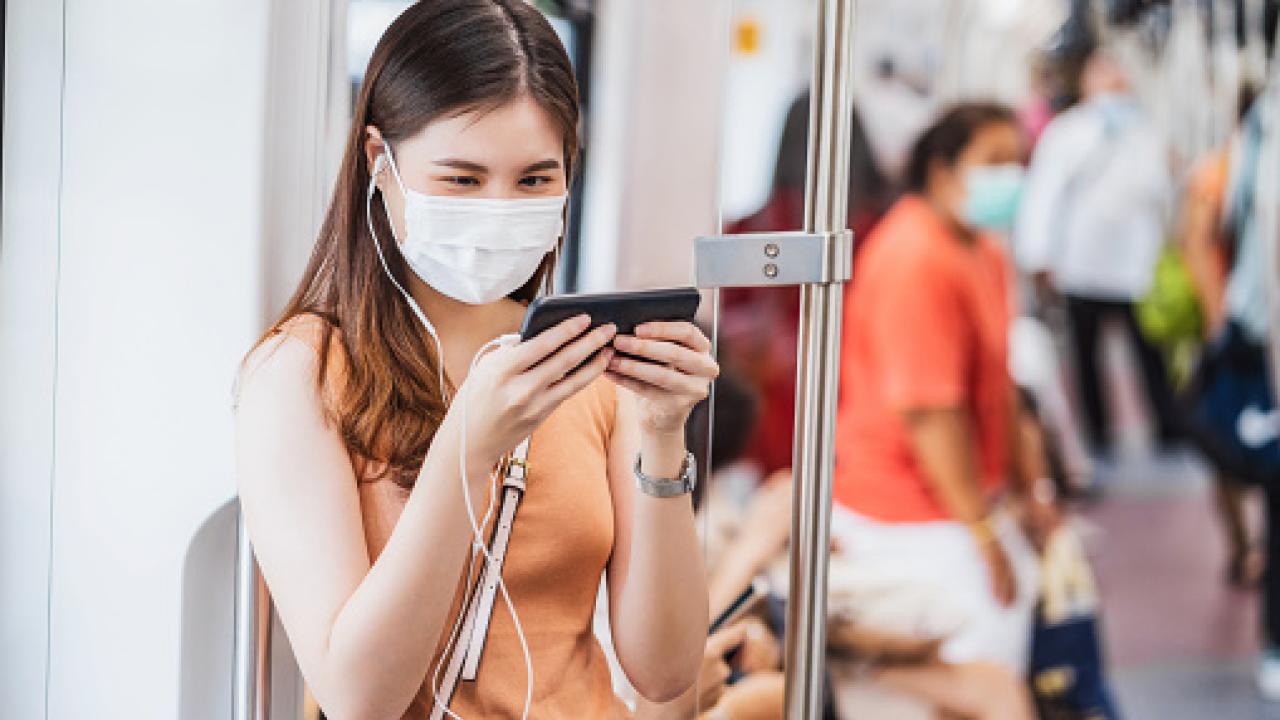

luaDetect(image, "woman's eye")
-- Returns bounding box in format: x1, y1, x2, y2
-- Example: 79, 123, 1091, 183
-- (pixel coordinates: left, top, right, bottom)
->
444, 176, 480, 187
519, 175, 553, 187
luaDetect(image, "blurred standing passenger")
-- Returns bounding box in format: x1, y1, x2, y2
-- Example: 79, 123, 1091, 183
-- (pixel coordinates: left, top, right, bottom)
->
1179, 84, 1264, 588
721, 94, 895, 478
831, 103, 1049, 687
1210, 93, 1280, 699
1015, 46, 1180, 455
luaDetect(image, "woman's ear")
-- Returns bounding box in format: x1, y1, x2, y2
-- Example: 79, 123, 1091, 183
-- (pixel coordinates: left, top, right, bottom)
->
363, 125, 387, 178
928, 157, 961, 199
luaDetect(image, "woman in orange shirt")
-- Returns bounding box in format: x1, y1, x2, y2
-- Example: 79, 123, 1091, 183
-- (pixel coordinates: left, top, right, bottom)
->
832, 103, 1055, 687
234, 3, 714, 718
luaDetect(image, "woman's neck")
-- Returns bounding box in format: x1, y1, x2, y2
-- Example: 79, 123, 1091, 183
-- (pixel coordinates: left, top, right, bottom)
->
407, 276, 527, 384
921, 191, 978, 245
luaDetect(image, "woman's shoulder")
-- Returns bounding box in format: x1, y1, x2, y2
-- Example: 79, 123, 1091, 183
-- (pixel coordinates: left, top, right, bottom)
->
236, 312, 348, 414
861, 198, 955, 274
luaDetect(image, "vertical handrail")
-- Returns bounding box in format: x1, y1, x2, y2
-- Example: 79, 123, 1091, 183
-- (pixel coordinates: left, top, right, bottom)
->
234, 510, 272, 720
784, 0, 856, 717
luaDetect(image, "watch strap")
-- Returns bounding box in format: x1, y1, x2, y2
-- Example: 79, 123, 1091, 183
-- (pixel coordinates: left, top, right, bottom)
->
634, 451, 697, 498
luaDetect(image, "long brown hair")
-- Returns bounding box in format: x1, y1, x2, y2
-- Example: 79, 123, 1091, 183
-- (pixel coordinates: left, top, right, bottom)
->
254, 0, 580, 487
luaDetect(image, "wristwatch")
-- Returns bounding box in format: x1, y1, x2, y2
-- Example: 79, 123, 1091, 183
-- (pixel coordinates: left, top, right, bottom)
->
634, 452, 698, 498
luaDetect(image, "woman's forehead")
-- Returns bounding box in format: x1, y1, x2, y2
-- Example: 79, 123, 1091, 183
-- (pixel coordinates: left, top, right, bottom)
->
402, 97, 563, 168
964, 122, 1023, 160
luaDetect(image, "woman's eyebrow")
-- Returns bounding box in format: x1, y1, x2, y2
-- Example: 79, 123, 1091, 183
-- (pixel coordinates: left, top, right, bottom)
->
522, 159, 562, 173
432, 158, 489, 173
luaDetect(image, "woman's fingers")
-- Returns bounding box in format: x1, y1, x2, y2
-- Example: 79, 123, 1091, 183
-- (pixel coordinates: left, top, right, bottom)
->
508, 314, 593, 371
611, 335, 720, 378
607, 353, 710, 397
635, 320, 712, 353
543, 343, 614, 408
706, 623, 749, 659
529, 323, 617, 385
604, 369, 657, 399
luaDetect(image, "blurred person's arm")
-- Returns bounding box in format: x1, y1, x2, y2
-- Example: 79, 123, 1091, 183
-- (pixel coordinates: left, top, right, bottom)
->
903, 407, 988, 525
875, 661, 1035, 720
903, 406, 1016, 606
704, 671, 786, 720
1006, 387, 1061, 550
1181, 154, 1231, 334
707, 470, 792, 618
827, 617, 942, 665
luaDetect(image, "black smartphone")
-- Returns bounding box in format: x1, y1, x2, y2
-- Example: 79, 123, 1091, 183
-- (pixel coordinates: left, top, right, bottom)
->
709, 576, 768, 636
519, 287, 701, 342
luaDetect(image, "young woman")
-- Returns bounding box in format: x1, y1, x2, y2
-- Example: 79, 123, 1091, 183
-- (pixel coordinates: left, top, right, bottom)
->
234, 2, 713, 718
829, 103, 1055, 718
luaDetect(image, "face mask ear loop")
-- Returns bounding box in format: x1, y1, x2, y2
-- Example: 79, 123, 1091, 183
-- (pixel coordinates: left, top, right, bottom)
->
367, 168, 450, 402
382, 143, 412, 196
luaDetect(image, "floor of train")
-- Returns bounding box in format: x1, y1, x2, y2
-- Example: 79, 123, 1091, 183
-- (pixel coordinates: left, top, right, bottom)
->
1089, 450, 1280, 719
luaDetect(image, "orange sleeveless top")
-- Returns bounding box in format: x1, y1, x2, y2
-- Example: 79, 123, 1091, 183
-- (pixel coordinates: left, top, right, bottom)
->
357, 375, 629, 719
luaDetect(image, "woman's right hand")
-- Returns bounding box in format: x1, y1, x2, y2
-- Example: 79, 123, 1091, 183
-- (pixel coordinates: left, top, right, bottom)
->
455, 314, 616, 470
980, 539, 1017, 608
694, 624, 749, 711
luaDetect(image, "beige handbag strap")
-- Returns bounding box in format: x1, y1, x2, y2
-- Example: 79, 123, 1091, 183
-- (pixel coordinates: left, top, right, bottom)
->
429, 437, 531, 720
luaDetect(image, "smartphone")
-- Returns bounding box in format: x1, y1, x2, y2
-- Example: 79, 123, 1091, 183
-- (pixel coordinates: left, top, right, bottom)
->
708, 576, 768, 636
519, 287, 701, 342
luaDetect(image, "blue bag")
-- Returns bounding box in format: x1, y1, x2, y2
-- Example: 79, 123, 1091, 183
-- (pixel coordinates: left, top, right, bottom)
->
1182, 322, 1280, 486
1029, 528, 1121, 719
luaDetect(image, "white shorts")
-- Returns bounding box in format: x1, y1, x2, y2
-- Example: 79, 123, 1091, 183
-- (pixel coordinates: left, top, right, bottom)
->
829, 504, 1040, 674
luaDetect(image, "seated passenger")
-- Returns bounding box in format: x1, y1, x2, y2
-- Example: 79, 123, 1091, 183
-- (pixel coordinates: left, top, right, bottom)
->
827, 102, 1058, 719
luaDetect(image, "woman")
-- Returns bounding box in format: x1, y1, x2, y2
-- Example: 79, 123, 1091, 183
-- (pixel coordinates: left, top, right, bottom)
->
234, 2, 713, 718
830, 103, 1054, 718
721, 94, 894, 478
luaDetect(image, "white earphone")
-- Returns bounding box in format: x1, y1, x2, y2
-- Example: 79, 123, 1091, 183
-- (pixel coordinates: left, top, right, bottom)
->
366, 155, 534, 719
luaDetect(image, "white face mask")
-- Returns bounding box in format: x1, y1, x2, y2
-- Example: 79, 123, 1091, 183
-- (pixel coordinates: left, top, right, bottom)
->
381, 146, 565, 305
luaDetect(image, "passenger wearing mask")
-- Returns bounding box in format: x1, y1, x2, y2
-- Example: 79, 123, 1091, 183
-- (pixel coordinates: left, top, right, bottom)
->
1015, 46, 1180, 455
233, 2, 714, 719
831, 103, 1051, 718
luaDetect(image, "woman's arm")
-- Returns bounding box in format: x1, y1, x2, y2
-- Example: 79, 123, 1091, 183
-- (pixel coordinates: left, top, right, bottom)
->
236, 318, 614, 718
604, 321, 718, 701
632, 623, 747, 719
236, 335, 481, 719
1006, 388, 1061, 549
904, 406, 987, 524
604, 388, 710, 701
902, 406, 1015, 606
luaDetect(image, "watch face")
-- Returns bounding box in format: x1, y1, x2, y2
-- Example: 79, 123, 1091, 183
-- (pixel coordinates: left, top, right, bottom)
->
679, 451, 697, 493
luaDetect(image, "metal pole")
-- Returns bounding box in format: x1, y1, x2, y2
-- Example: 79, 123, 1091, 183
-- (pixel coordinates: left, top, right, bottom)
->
234, 510, 272, 720
784, 0, 856, 717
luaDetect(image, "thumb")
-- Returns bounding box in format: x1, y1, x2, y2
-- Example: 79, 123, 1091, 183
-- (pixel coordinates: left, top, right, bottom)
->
706, 623, 748, 658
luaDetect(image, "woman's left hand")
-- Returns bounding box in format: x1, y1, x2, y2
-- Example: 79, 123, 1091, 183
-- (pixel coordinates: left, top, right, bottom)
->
607, 321, 719, 435
1022, 494, 1062, 551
